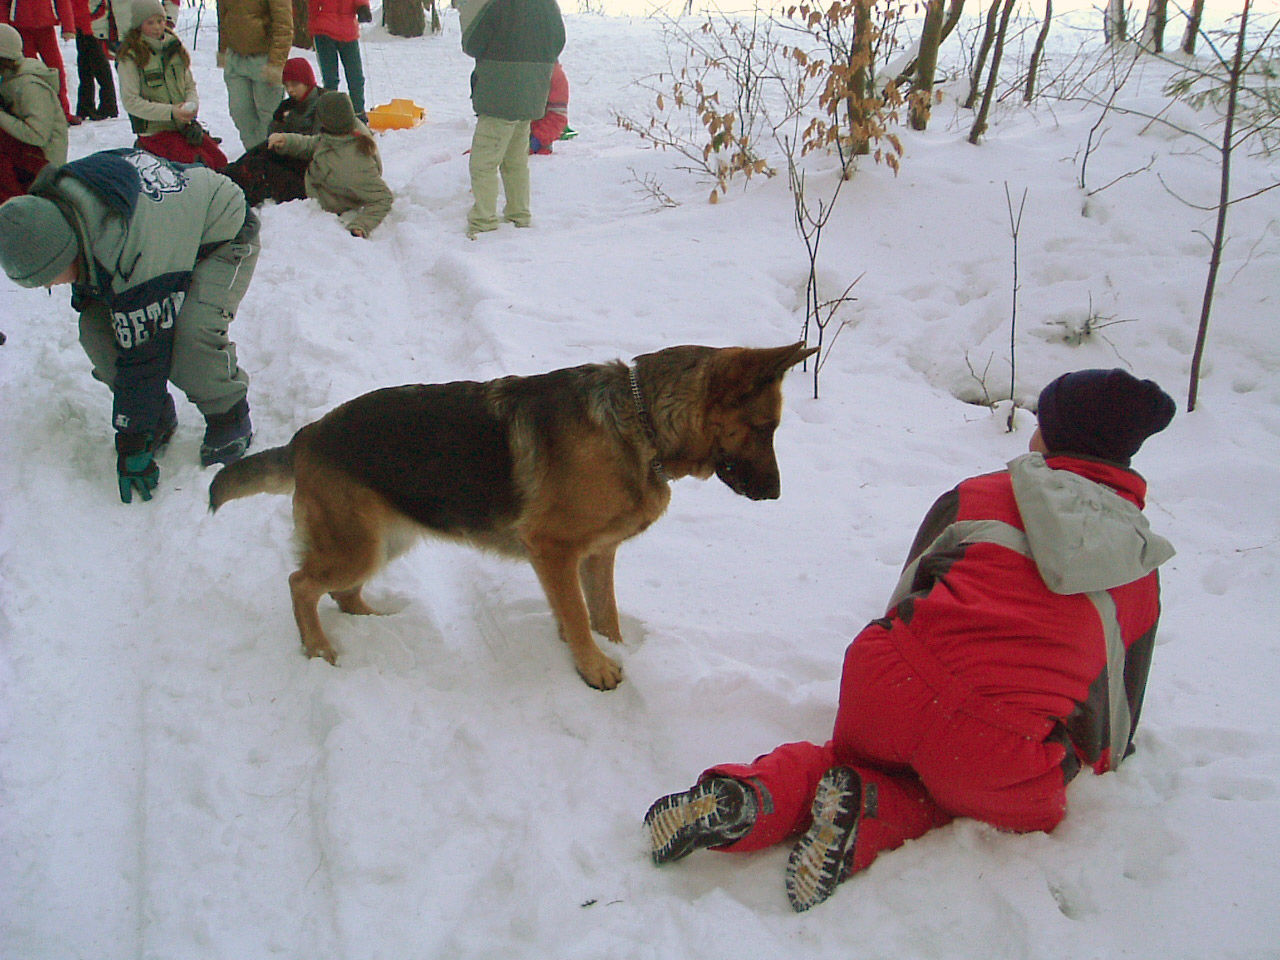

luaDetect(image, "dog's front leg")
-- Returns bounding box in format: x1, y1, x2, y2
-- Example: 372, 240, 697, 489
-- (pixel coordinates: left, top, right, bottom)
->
526, 540, 623, 690
580, 548, 623, 644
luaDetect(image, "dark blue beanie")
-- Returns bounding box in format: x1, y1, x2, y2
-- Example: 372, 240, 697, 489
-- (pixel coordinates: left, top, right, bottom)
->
1036, 369, 1175, 465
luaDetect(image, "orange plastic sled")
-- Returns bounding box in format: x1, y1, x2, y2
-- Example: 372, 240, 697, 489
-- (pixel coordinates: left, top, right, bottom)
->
367, 99, 427, 132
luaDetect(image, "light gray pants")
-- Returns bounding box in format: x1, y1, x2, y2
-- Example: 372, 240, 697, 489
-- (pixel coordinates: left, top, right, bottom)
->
467, 116, 532, 235
223, 51, 283, 150
78, 212, 260, 419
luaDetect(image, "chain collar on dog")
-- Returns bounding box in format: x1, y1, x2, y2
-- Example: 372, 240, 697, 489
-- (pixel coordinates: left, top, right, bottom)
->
629, 366, 671, 484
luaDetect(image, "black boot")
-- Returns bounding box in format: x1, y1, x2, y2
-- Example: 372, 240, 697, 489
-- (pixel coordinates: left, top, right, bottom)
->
645, 776, 758, 864
785, 766, 864, 912
200, 398, 253, 467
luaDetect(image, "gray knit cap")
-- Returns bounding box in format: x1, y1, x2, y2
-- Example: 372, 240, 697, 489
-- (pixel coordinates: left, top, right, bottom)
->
0, 196, 79, 288
0, 23, 23, 61
316, 91, 357, 134
128, 0, 168, 31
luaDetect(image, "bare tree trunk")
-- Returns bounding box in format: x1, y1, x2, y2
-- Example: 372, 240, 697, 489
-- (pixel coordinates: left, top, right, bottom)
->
384, 0, 426, 37
1182, 0, 1205, 54
847, 0, 874, 156
1105, 0, 1127, 45
1024, 0, 1053, 102
292, 0, 312, 49
941, 0, 966, 41
893, 0, 965, 90
965, 0, 1003, 108
969, 0, 1017, 142
910, 0, 946, 129
1188, 0, 1251, 411
1140, 0, 1169, 52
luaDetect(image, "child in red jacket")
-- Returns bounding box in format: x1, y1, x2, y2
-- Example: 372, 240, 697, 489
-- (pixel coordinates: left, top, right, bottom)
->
307, 0, 370, 117
528, 60, 567, 154
646, 369, 1176, 912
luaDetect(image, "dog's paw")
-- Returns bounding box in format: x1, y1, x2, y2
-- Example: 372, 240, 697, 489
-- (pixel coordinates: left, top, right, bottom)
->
303, 642, 338, 665
578, 654, 623, 691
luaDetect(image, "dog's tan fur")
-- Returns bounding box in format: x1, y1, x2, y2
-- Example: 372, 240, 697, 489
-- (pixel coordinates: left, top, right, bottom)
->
210, 343, 815, 689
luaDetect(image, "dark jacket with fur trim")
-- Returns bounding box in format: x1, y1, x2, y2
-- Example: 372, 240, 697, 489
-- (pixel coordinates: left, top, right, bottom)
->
31, 148, 247, 435
882, 452, 1174, 776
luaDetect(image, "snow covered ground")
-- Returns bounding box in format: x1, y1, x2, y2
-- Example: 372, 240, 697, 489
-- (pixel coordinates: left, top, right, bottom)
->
1, 6, 1278, 959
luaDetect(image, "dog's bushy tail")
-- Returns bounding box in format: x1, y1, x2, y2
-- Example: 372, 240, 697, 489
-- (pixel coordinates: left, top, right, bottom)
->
209, 444, 295, 513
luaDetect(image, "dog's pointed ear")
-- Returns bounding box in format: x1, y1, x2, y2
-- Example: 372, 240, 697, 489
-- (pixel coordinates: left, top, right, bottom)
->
708, 342, 818, 405
765, 342, 819, 378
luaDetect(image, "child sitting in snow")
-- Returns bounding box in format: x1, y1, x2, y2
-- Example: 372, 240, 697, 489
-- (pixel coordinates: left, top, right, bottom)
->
266, 90, 391, 238
528, 60, 568, 155
646, 369, 1176, 912
115, 0, 227, 170
224, 57, 326, 206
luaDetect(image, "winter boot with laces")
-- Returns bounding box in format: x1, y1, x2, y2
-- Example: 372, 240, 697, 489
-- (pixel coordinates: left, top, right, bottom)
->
645, 776, 758, 864
785, 765, 865, 912
200, 398, 253, 467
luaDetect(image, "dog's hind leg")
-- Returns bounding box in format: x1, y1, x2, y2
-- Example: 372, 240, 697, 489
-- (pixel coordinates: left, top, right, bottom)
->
331, 587, 379, 616
580, 547, 623, 644
289, 566, 340, 664
526, 539, 623, 690
289, 482, 390, 664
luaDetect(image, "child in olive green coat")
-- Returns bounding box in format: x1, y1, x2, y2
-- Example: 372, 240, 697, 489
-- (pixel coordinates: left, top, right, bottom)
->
266, 90, 391, 237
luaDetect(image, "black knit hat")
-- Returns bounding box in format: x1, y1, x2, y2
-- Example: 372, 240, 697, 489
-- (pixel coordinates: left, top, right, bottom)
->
316, 91, 356, 134
1036, 369, 1176, 465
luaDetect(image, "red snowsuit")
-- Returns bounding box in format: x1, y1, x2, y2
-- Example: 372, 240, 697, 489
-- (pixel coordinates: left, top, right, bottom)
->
1, 0, 75, 116
307, 0, 369, 43
528, 60, 567, 154
707, 453, 1172, 874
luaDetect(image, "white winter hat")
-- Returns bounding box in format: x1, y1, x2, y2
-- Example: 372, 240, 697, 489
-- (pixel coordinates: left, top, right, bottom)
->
129, 0, 168, 31
0, 24, 24, 61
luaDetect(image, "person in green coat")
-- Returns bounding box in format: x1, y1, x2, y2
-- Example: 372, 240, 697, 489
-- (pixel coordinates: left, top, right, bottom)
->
0, 22, 69, 201
459, 0, 564, 238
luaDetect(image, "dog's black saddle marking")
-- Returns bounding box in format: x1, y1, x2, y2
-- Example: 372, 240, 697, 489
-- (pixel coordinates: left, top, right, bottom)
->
308, 382, 521, 534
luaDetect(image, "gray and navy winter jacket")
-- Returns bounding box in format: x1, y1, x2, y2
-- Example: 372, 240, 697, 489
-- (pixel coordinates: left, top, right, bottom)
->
31, 149, 248, 436
460, 0, 565, 121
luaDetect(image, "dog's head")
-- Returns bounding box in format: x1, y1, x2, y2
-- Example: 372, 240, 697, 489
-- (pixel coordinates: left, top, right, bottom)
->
703, 343, 816, 500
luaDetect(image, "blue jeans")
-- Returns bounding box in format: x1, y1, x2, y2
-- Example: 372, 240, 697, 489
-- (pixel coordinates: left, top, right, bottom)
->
313, 35, 366, 115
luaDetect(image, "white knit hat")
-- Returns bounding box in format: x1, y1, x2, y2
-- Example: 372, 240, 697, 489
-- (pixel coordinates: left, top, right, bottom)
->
128, 0, 169, 32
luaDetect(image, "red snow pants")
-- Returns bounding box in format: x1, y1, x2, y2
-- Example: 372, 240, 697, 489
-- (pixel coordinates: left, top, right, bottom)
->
18, 26, 73, 117
705, 621, 1071, 874
0, 130, 49, 202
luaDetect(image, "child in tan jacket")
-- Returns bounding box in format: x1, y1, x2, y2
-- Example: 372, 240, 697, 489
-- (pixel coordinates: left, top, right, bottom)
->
266, 90, 391, 237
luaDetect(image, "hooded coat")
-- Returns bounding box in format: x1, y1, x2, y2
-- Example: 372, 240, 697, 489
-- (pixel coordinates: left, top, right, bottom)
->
270, 125, 392, 234
707, 452, 1174, 869
0, 55, 68, 162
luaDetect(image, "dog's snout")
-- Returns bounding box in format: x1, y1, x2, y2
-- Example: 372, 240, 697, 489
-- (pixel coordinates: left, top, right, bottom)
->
716, 456, 781, 500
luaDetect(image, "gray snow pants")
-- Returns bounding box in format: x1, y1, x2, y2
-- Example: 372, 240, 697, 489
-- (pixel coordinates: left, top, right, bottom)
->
223, 51, 284, 150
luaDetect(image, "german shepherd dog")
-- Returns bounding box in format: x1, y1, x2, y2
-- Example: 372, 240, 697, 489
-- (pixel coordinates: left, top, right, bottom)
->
209, 343, 816, 689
